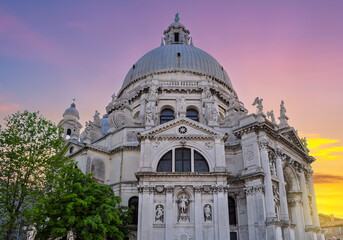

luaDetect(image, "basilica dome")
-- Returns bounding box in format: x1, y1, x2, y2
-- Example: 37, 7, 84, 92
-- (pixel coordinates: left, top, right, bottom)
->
122, 44, 232, 89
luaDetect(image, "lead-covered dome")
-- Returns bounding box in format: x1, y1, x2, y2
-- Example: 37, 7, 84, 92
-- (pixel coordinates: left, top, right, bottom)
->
119, 15, 233, 94
122, 44, 232, 88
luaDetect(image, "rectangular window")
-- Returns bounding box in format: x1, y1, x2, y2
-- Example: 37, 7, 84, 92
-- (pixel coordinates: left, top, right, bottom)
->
174, 33, 179, 42
175, 148, 191, 172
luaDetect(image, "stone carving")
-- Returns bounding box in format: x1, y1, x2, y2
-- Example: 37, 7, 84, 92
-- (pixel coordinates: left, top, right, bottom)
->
155, 204, 164, 222
273, 185, 280, 219
178, 126, 187, 134
205, 141, 213, 150
67, 230, 76, 240
252, 97, 263, 114
111, 93, 117, 102
152, 141, 160, 149
207, 104, 218, 124
178, 194, 190, 222
145, 102, 155, 125
259, 140, 269, 150
278, 100, 289, 128
180, 96, 186, 112
204, 204, 212, 221
308, 196, 313, 216
244, 185, 265, 196
93, 110, 100, 126
246, 150, 254, 161
149, 85, 158, 99
267, 110, 276, 124
108, 110, 133, 131
26, 224, 37, 240
202, 87, 212, 100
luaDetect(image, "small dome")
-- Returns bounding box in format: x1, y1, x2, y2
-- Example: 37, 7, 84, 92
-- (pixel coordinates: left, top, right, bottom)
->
63, 103, 80, 120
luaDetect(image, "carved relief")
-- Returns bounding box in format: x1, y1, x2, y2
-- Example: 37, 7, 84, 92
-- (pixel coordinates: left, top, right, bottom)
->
152, 141, 160, 149
155, 204, 164, 222
205, 141, 213, 150
203, 204, 212, 221
108, 110, 133, 130
244, 185, 265, 196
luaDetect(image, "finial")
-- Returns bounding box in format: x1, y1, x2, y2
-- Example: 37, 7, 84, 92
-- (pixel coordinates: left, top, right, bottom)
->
175, 13, 180, 23
190, 37, 193, 46
71, 98, 76, 108
160, 37, 164, 46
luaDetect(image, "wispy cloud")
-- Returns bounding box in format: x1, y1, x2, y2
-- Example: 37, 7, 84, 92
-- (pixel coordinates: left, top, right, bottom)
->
300, 134, 343, 161
0, 6, 75, 66
313, 173, 343, 184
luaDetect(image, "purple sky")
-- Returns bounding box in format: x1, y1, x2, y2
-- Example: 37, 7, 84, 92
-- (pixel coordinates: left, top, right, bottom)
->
1, 0, 343, 216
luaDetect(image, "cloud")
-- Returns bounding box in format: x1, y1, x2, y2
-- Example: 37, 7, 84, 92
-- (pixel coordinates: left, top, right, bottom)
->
313, 173, 343, 184
302, 137, 343, 161
0, 102, 21, 113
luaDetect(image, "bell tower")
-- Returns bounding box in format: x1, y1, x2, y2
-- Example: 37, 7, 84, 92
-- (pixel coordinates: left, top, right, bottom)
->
57, 102, 83, 140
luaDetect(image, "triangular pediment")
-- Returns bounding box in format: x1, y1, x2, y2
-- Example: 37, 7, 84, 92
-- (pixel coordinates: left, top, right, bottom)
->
279, 127, 307, 152
138, 117, 227, 141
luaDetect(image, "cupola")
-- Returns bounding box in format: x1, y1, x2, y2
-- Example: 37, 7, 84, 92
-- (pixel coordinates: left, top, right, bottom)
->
163, 13, 190, 45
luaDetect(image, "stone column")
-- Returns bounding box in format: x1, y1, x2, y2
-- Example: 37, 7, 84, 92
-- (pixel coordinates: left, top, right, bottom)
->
245, 187, 256, 240
214, 185, 230, 240
194, 186, 203, 240
288, 193, 305, 240
138, 185, 153, 240
165, 186, 174, 240
275, 148, 291, 240
259, 140, 277, 240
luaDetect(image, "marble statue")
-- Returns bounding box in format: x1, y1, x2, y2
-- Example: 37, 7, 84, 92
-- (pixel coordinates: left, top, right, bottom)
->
267, 110, 276, 124
93, 110, 100, 125
180, 96, 186, 112
155, 204, 164, 222
178, 195, 190, 222
252, 97, 263, 114
204, 204, 212, 221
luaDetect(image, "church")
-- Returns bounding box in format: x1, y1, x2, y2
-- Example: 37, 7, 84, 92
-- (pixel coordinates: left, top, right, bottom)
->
58, 15, 324, 240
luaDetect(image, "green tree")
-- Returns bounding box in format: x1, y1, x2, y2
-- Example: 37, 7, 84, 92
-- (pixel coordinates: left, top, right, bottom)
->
34, 162, 131, 240
0, 111, 67, 240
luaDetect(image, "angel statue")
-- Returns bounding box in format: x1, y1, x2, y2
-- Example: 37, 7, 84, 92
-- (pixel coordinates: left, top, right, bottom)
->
252, 97, 263, 114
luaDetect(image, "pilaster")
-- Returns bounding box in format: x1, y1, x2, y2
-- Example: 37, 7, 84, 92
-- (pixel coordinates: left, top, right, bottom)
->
194, 186, 203, 240
165, 186, 174, 240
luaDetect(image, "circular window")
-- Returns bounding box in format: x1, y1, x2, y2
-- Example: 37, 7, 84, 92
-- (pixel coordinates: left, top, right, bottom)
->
178, 126, 187, 134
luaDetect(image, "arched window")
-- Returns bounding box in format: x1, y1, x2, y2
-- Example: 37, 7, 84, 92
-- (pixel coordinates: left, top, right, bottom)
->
160, 108, 174, 124
186, 109, 199, 122
157, 151, 172, 172
194, 151, 209, 172
128, 196, 139, 225
66, 128, 72, 136
157, 148, 209, 172
228, 196, 237, 225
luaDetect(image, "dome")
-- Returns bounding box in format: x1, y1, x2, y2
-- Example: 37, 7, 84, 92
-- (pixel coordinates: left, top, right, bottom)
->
63, 103, 80, 120
121, 44, 232, 90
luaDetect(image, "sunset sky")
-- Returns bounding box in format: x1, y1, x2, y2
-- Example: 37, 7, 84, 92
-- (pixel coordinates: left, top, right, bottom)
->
1, 1, 342, 217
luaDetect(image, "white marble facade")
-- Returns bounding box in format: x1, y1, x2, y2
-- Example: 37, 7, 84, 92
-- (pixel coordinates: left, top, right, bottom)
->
58, 16, 324, 240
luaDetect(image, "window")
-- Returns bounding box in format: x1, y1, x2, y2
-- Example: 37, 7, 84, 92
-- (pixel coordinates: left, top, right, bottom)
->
228, 196, 237, 225
157, 151, 172, 172
128, 196, 139, 225
175, 148, 191, 172
186, 109, 199, 122
230, 232, 238, 240
66, 128, 72, 136
69, 146, 74, 154
157, 148, 209, 172
174, 32, 179, 42
160, 108, 174, 124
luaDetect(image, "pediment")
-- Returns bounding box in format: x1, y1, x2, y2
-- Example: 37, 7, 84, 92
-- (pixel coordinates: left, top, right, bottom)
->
138, 117, 227, 141
279, 127, 307, 152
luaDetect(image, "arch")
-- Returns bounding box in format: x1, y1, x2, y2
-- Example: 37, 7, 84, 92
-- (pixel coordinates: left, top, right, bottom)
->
283, 165, 301, 192
228, 196, 237, 225
128, 196, 139, 225
66, 128, 72, 136
186, 108, 199, 122
156, 147, 210, 172
152, 142, 214, 172
160, 108, 175, 124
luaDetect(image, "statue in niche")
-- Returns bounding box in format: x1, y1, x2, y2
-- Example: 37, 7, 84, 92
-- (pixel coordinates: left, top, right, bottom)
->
26, 224, 37, 240
204, 204, 212, 221
155, 204, 164, 222
146, 102, 155, 125
93, 110, 100, 126
178, 194, 190, 222
180, 96, 186, 112
209, 104, 218, 123
252, 97, 263, 114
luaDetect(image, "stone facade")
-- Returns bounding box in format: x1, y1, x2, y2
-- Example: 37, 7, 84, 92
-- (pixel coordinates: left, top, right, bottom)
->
58, 16, 324, 240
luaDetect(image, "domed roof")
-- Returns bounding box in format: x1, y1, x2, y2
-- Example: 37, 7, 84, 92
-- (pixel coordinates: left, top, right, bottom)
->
63, 103, 80, 120
121, 44, 232, 89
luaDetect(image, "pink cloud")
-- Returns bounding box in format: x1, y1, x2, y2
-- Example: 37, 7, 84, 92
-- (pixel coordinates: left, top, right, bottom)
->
0, 7, 76, 65
0, 102, 21, 113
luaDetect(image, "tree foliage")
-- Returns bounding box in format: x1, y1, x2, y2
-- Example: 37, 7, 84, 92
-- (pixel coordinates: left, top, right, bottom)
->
0, 111, 67, 239
34, 163, 131, 240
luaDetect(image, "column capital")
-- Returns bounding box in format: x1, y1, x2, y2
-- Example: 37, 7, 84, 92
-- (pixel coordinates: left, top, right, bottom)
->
165, 185, 174, 193
244, 184, 265, 196
275, 147, 283, 158
259, 139, 269, 150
